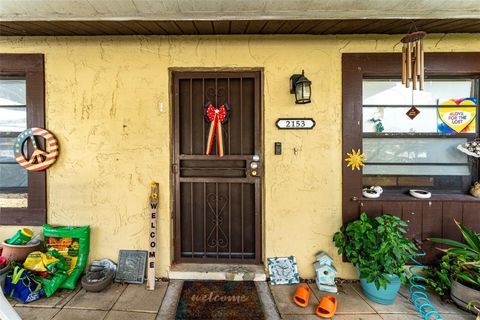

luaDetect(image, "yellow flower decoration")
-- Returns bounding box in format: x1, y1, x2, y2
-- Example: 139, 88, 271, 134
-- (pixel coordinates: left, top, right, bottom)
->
345, 149, 366, 171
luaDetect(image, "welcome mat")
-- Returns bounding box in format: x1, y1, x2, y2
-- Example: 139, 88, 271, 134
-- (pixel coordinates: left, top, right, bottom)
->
175, 281, 264, 320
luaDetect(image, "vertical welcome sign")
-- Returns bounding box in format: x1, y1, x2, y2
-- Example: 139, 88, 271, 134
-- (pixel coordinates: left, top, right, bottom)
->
147, 182, 159, 290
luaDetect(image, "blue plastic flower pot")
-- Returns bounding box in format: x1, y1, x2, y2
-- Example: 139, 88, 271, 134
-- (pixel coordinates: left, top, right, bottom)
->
359, 273, 401, 305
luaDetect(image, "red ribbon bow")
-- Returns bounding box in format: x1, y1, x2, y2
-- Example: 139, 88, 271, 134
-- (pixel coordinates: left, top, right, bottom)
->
205, 103, 229, 157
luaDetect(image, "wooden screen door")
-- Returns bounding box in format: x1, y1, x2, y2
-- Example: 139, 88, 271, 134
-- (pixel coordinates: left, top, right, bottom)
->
172, 71, 262, 264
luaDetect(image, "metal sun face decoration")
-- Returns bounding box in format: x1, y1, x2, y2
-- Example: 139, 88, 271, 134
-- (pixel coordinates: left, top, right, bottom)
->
345, 149, 366, 171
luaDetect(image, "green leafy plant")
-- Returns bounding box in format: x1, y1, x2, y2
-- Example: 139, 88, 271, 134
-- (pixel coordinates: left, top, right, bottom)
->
333, 212, 417, 290
424, 220, 480, 297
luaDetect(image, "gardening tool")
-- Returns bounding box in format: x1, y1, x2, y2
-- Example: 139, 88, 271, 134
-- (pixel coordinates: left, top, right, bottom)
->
6, 228, 33, 245
409, 251, 443, 320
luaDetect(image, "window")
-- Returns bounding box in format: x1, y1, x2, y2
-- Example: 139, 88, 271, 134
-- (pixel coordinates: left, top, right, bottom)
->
342, 53, 480, 225
0, 54, 46, 225
362, 78, 479, 193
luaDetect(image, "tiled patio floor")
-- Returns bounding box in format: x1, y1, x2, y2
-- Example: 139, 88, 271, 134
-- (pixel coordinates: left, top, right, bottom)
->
8, 281, 168, 320
5, 280, 476, 320
269, 282, 475, 320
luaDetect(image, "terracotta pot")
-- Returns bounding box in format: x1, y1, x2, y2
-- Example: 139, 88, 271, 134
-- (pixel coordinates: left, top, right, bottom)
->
451, 279, 480, 314
0, 240, 40, 262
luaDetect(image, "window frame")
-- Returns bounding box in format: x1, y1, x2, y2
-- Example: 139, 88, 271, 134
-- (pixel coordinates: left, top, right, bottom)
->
342, 53, 480, 224
0, 54, 46, 226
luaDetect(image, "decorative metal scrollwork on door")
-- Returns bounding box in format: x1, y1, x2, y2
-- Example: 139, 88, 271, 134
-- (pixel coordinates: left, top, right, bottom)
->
206, 193, 229, 249
206, 87, 226, 100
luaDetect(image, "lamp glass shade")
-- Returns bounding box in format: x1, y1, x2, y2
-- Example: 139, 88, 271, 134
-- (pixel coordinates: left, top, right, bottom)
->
294, 77, 311, 104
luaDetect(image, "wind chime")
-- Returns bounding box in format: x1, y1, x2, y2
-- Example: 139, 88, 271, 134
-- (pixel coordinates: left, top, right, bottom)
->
401, 30, 426, 90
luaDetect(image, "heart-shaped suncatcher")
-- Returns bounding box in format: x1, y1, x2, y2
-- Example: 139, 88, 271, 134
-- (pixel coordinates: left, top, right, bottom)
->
438, 107, 476, 133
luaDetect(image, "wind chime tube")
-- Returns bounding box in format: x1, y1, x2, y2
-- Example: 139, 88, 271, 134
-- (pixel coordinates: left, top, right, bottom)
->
419, 39, 424, 90
406, 42, 411, 88
416, 40, 421, 74
402, 43, 407, 85
412, 42, 418, 91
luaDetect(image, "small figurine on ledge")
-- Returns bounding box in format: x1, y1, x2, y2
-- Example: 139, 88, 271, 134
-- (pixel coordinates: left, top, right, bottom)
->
470, 182, 480, 198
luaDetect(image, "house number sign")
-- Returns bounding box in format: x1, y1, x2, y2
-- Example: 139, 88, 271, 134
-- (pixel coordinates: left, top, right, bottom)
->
276, 118, 316, 130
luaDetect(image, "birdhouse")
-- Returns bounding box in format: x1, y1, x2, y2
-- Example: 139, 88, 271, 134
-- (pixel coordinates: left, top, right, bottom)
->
315, 252, 333, 266
314, 251, 338, 293
315, 264, 337, 286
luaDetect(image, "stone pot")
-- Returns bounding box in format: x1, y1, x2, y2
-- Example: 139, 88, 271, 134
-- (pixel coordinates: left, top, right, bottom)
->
451, 279, 480, 314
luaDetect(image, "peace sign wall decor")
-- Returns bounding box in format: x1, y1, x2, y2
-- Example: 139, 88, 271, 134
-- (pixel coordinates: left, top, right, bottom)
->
14, 128, 59, 171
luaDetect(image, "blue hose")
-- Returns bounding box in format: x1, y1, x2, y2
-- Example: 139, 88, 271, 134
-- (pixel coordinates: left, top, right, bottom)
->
409, 252, 443, 320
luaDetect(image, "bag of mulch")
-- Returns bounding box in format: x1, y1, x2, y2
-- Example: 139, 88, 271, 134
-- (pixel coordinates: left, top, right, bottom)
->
42, 224, 90, 295
4, 265, 44, 303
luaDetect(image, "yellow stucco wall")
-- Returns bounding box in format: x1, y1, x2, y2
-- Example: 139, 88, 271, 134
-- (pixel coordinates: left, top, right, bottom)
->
1, 34, 479, 279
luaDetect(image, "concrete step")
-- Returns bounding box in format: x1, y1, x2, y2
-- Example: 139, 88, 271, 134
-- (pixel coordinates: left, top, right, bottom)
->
168, 263, 266, 281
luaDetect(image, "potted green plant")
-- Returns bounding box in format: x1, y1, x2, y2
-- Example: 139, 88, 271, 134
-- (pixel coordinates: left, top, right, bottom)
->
425, 221, 479, 314
333, 213, 417, 305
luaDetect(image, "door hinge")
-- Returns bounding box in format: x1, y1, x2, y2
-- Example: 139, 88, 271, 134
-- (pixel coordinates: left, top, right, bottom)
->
172, 164, 178, 174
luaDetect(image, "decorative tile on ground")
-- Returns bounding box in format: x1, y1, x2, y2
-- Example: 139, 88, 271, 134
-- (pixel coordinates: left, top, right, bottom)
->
51, 308, 108, 320
64, 283, 127, 311
308, 283, 376, 314
13, 307, 60, 320
351, 283, 417, 314
105, 310, 157, 320
112, 281, 167, 313
268, 283, 319, 315
398, 285, 469, 315
15, 287, 81, 309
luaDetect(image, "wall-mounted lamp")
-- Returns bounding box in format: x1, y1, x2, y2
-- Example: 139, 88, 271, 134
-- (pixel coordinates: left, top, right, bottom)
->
290, 70, 312, 104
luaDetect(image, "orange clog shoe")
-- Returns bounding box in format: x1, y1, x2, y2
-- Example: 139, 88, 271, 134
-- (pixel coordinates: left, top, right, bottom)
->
293, 284, 310, 308
315, 295, 337, 318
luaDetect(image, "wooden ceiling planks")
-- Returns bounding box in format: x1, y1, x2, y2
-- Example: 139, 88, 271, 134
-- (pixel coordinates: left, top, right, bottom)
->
192, 21, 214, 34
257, 20, 286, 34
212, 21, 231, 34
245, 21, 267, 34
175, 21, 199, 34
229, 20, 250, 34
0, 19, 479, 36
